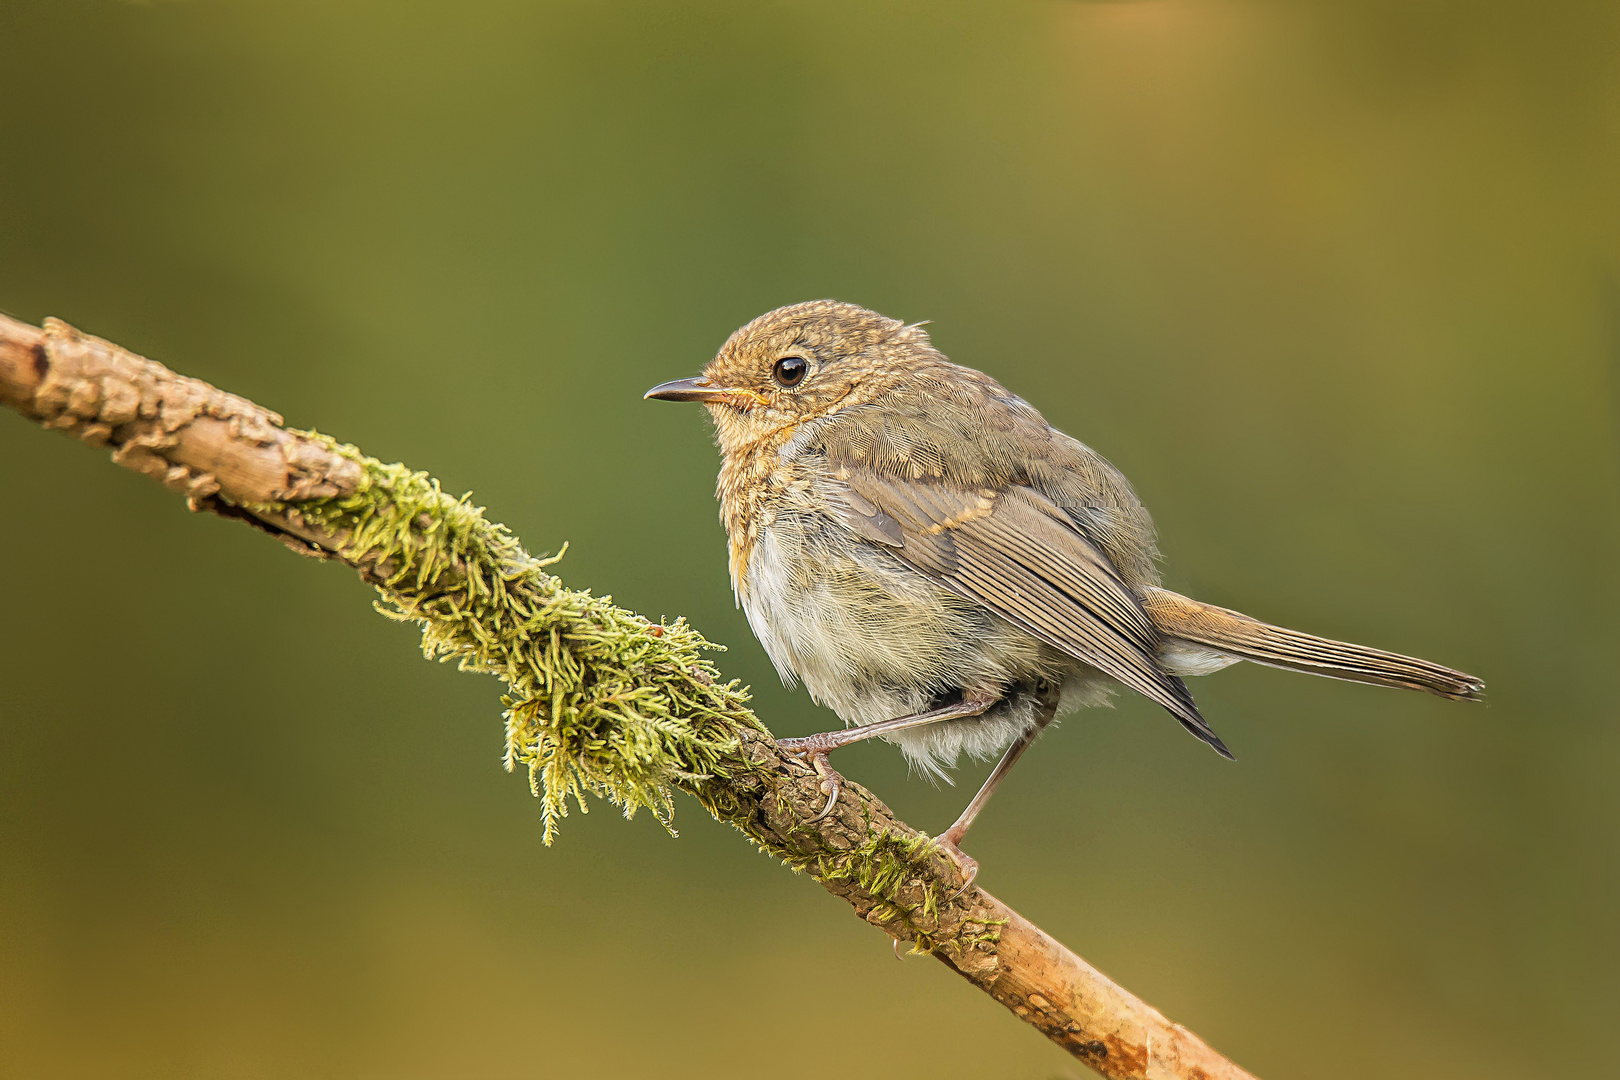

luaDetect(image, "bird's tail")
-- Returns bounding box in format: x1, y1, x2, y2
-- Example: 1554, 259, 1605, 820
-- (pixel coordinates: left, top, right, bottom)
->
1139, 587, 1485, 701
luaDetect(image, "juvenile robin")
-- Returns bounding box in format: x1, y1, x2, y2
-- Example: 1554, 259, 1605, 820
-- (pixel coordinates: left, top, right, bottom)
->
646, 300, 1482, 883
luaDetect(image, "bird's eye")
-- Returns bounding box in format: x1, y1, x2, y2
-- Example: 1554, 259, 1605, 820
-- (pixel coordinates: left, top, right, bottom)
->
772, 356, 809, 388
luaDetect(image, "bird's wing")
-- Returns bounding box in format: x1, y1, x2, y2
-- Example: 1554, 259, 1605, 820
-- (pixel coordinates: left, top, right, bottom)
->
831, 467, 1231, 758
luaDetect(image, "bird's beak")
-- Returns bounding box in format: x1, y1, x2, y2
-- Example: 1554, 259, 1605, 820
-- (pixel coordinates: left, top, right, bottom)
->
643, 376, 759, 407
643, 376, 725, 402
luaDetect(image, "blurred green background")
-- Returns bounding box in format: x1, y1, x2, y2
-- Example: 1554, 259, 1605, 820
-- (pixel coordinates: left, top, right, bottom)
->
2, 1, 1616, 1077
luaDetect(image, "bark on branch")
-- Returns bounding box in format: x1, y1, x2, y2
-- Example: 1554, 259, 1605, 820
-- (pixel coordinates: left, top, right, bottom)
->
0, 311, 1258, 1080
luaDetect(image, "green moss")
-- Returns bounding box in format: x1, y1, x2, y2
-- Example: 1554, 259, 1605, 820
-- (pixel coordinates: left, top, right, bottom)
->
819, 828, 943, 934
244, 438, 761, 843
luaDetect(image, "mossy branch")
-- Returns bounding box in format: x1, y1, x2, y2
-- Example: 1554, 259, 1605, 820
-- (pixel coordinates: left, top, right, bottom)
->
0, 311, 1258, 1080
249, 448, 763, 845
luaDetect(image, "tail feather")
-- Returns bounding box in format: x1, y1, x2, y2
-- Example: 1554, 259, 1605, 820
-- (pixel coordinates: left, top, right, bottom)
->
1140, 587, 1485, 701
1163, 671, 1235, 760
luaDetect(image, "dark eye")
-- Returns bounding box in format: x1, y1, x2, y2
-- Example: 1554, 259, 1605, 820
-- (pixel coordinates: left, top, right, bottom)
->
772, 355, 809, 388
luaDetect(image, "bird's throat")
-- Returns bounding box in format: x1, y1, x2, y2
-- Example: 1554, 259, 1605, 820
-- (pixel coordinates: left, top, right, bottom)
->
715, 426, 801, 600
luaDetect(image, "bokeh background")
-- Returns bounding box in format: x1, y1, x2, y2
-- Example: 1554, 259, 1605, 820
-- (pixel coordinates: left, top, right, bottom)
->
2, 1, 1617, 1077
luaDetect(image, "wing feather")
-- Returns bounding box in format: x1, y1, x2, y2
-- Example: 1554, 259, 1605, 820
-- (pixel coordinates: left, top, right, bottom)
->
831, 468, 1231, 757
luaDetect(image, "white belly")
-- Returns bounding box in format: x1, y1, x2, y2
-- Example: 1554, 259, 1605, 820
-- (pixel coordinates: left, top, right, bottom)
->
737, 521, 1104, 776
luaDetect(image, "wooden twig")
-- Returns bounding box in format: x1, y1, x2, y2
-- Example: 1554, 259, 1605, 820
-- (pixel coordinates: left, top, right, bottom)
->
0, 311, 1257, 1080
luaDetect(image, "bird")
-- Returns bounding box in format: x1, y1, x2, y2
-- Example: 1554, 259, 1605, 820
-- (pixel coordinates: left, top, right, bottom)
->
645, 300, 1483, 884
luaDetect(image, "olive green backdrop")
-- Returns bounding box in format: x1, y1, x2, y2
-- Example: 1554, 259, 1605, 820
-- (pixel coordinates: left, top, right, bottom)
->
2, 2, 1616, 1078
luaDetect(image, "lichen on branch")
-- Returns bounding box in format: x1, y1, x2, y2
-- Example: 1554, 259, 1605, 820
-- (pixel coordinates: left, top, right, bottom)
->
243, 447, 763, 843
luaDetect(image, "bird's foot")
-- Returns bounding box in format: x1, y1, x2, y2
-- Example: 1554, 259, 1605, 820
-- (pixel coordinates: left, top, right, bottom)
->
933, 831, 980, 900
775, 733, 845, 822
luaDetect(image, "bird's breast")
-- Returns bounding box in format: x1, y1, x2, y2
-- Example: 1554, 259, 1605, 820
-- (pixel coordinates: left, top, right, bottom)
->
735, 492, 1061, 728
715, 429, 817, 601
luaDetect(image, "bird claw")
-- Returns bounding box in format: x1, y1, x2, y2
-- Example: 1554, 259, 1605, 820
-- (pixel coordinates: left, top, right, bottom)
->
934, 836, 980, 901
776, 738, 845, 823
809, 766, 841, 822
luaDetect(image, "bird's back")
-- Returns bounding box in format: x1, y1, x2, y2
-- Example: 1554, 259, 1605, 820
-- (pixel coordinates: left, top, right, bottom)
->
806, 357, 1164, 589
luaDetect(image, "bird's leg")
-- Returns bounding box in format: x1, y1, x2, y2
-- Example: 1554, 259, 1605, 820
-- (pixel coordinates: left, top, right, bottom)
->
776, 689, 1000, 823
934, 695, 1059, 894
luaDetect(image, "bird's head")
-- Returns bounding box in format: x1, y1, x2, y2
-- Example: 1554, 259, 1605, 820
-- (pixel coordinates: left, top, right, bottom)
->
644, 300, 934, 455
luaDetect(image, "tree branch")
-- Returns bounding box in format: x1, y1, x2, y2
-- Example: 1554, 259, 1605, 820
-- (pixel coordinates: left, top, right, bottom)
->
0, 311, 1258, 1080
